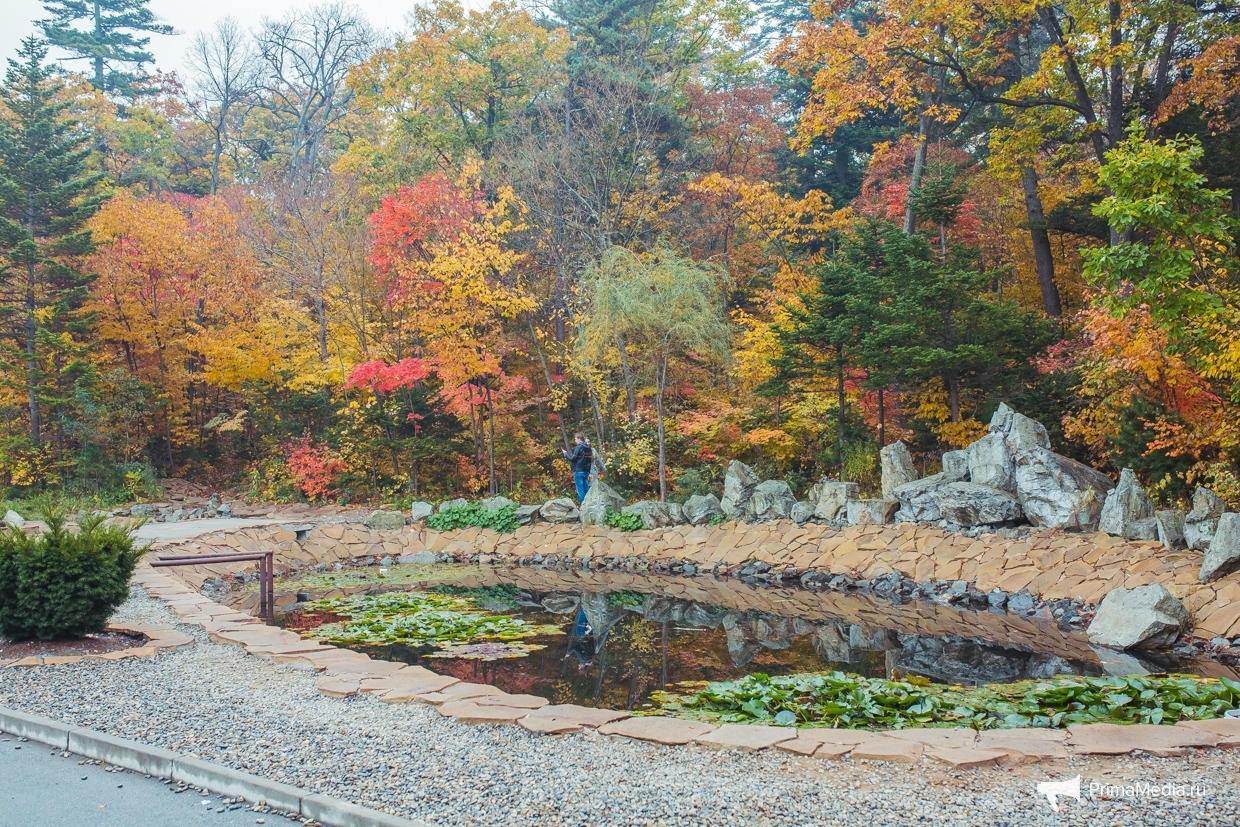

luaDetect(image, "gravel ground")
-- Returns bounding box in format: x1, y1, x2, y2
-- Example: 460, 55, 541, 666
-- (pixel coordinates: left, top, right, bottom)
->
1, 587, 1236, 827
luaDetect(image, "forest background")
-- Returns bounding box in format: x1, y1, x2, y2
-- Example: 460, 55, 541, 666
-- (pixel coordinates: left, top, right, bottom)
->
3, 0, 1240, 510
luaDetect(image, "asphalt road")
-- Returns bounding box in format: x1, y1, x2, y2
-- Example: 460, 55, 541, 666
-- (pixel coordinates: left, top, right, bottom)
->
0, 737, 274, 827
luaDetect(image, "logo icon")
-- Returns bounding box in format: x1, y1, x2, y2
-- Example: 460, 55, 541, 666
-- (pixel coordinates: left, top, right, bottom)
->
1036, 775, 1081, 812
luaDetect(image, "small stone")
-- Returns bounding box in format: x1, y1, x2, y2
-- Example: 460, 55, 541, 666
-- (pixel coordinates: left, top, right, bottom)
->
409, 502, 434, 522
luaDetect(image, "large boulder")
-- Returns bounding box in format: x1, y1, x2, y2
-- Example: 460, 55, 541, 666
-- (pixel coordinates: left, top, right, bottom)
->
438, 498, 468, 513
1012, 447, 1114, 532
515, 504, 542, 525
539, 498, 579, 524
846, 498, 898, 526
1155, 509, 1185, 549
683, 493, 724, 526
811, 479, 859, 521
1086, 584, 1190, 650
790, 501, 814, 524
989, 402, 1050, 452
623, 500, 678, 529
579, 479, 626, 526
3, 509, 24, 528
409, 501, 435, 523
941, 450, 970, 481
1098, 469, 1156, 539
931, 482, 1023, 526
1184, 487, 1226, 551
479, 495, 517, 512
744, 480, 797, 522
364, 510, 406, 530
967, 433, 1015, 491
880, 441, 919, 498
1200, 512, 1240, 583
892, 473, 947, 522
721, 460, 760, 519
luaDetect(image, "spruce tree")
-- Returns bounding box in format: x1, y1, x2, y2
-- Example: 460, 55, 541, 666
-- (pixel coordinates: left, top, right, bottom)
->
39, 0, 172, 96
0, 38, 102, 457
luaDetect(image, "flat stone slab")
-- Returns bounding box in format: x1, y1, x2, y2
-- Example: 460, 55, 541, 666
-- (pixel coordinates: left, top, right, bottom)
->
245, 641, 328, 656
518, 716, 583, 735
418, 683, 506, 704
380, 676, 460, 701
694, 724, 797, 752
976, 729, 1068, 762
1067, 723, 1220, 756
1176, 718, 1240, 747
773, 737, 822, 757
40, 655, 85, 666
316, 677, 360, 698
926, 747, 1008, 769
849, 736, 923, 763
522, 704, 629, 728
322, 659, 406, 677
883, 728, 977, 749
437, 702, 530, 725
597, 717, 716, 745
473, 693, 548, 709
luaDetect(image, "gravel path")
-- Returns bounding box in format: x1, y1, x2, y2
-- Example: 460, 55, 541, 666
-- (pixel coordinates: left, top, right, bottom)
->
1, 588, 1237, 827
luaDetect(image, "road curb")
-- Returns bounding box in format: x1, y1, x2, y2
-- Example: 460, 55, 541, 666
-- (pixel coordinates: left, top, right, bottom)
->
0, 706, 426, 827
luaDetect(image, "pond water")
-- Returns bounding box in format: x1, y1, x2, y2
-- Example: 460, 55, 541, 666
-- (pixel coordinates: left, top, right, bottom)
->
273, 564, 1234, 711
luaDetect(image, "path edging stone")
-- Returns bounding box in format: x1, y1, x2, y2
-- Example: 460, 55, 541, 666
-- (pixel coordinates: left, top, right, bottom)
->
0, 706, 427, 827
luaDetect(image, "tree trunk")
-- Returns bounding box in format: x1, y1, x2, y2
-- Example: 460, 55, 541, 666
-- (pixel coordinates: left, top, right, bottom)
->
485, 382, 497, 496
24, 259, 40, 447
655, 357, 668, 502
315, 293, 328, 361
877, 387, 885, 447
837, 355, 846, 480
903, 118, 929, 235
1020, 165, 1062, 317
527, 318, 570, 449
93, 1, 104, 89
617, 332, 637, 421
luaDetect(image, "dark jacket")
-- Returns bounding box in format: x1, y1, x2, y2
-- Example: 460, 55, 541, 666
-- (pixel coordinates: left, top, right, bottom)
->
565, 443, 594, 473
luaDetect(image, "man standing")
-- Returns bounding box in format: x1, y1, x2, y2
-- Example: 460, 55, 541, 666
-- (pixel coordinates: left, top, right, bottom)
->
563, 432, 597, 503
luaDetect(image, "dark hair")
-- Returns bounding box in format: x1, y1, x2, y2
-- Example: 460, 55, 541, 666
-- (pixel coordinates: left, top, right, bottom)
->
574, 432, 585, 441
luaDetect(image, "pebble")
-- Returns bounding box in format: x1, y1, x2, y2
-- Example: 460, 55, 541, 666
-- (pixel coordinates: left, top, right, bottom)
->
0, 587, 1236, 826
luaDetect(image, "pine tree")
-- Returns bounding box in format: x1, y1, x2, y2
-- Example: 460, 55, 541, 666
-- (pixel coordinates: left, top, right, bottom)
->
39, 0, 172, 96
0, 38, 103, 459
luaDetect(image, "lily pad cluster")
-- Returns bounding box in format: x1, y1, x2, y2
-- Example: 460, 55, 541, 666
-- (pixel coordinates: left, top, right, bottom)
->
652, 671, 1240, 730
303, 591, 562, 659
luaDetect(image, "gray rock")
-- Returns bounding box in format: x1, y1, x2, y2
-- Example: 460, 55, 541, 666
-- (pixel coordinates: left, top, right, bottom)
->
1200, 512, 1240, 583
168, 509, 185, 522
364, 510, 406, 530
880, 441, 918, 498
790, 501, 814, 524
810, 479, 858, 521
846, 498, 898, 526
967, 433, 1015, 491
399, 551, 437, 565
745, 480, 797, 522
892, 473, 948, 522
129, 504, 156, 517
409, 501, 435, 522
579, 480, 626, 526
721, 460, 759, 518
623, 500, 678, 529
1184, 487, 1226, 551
3, 509, 24, 528
479, 495, 517, 512
1012, 447, 1114, 531
1098, 468, 1156, 538
539, 498, 579, 524
666, 503, 684, 524
930, 482, 1023, 526
941, 450, 970, 481
989, 402, 1051, 452
1155, 509, 1185, 549
438, 498, 468, 513
683, 493, 723, 526
1087, 584, 1190, 650
1127, 517, 1159, 541
515, 504, 541, 525
1007, 591, 1035, 614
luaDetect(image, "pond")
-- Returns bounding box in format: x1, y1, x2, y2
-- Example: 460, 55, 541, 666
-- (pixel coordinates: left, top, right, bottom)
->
272, 564, 1235, 711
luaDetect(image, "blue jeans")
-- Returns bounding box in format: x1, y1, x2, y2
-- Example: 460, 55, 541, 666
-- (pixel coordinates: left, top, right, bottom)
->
574, 471, 590, 503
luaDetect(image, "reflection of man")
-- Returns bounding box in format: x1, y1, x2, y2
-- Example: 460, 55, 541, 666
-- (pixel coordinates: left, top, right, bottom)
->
564, 606, 608, 673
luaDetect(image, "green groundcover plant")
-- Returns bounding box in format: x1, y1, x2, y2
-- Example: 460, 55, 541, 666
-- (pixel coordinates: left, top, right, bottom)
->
0, 510, 145, 640
426, 503, 520, 533
651, 671, 1240, 729
604, 509, 644, 531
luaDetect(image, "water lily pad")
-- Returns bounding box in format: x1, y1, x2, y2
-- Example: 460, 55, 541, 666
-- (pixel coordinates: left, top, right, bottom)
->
425, 641, 548, 660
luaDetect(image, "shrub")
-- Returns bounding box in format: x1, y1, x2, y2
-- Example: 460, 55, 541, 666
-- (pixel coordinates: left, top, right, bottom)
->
0, 510, 145, 641
604, 509, 644, 531
426, 502, 520, 533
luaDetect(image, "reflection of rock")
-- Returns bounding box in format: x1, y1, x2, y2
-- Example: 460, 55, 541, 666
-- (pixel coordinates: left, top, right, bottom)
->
721, 460, 759, 519
683, 494, 723, 525
813, 622, 853, 662
721, 611, 802, 667
724, 624, 763, 668
880, 441, 918, 498
1184, 487, 1226, 551
1089, 644, 1152, 676
579, 592, 630, 640
745, 480, 797, 522
539, 498, 579, 523
541, 594, 580, 614
579, 480, 626, 526
894, 636, 1058, 685
849, 625, 899, 651
681, 602, 728, 628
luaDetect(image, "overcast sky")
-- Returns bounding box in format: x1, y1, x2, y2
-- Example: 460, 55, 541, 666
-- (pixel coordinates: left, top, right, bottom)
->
0, 1, 439, 80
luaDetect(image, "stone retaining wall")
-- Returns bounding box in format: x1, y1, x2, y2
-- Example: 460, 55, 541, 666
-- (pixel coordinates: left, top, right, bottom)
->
148, 518, 1240, 641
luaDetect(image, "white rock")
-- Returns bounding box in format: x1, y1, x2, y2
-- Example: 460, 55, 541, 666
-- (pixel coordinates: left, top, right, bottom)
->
479, 495, 516, 512
880, 441, 918, 498
1184, 487, 1226, 551
1086, 584, 1190, 650
744, 480, 796, 522
538, 498, 579, 524
846, 498, 898, 526
941, 450, 970, 481
810, 480, 859, 521
930, 483, 1022, 526
720, 460, 759, 519
1098, 468, 1155, 539
989, 402, 1050, 452
1012, 447, 1114, 532
967, 433, 1014, 491
3, 509, 24, 528
683, 494, 723, 526
1200, 512, 1240, 583
409, 502, 434, 522
437, 498, 468, 513
1155, 509, 1185, 549
790, 501, 814, 524
579, 480, 626, 526
892, 473, 947, 522
363, 510, 406, 530
622, 500, 678, 529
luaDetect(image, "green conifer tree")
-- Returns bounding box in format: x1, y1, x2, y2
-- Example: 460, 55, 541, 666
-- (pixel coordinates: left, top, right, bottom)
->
39, 0, 172, 96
